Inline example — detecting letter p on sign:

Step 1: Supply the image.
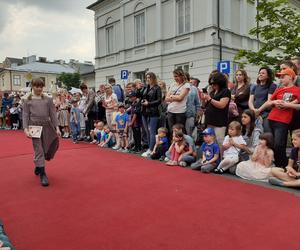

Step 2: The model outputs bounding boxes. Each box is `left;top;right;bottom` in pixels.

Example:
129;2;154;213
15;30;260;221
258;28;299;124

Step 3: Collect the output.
121;70;129;80
217;61;230;74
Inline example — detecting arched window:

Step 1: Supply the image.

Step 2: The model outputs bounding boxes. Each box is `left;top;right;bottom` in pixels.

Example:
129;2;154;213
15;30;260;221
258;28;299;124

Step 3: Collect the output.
105;17;114;54
134;2;146;45
176;0;191;35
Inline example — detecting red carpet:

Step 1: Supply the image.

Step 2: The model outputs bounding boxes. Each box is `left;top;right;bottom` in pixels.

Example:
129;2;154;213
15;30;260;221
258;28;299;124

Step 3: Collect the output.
0;130;299;249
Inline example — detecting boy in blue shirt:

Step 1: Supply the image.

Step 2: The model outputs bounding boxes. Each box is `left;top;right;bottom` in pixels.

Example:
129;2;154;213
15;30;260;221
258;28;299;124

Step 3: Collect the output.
115;103;129;152
191;127;220;172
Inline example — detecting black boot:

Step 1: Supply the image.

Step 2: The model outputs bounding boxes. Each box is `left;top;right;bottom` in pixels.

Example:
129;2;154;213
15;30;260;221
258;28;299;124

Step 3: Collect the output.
39;168;49;187
34;167;41;176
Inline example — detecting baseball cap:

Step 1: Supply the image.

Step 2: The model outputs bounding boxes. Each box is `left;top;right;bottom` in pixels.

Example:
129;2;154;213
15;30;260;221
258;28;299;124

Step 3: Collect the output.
275;68;296;79
202;127;215;136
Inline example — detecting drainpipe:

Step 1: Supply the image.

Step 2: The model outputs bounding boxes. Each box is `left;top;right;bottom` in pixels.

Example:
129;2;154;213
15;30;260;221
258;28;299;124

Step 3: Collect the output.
217;0;222;61
9;70;12;92
256;0;260;49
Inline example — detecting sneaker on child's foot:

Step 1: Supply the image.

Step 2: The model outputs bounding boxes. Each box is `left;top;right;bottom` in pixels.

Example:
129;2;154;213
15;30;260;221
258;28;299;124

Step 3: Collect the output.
214;168;224;174
141;149;151;157
112;145;120;150
179;161;187;167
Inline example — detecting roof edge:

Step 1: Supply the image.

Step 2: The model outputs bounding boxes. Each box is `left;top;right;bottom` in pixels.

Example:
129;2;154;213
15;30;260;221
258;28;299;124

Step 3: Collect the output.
86;0;105;10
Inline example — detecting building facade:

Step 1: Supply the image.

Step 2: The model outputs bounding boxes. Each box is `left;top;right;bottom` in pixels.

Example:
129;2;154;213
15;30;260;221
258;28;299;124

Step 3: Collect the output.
87;0;267;87
0;56;96;92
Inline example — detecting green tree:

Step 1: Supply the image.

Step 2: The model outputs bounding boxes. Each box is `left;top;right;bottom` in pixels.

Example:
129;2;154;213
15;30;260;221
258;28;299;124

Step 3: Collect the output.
57;72;81;90
235;0;300;67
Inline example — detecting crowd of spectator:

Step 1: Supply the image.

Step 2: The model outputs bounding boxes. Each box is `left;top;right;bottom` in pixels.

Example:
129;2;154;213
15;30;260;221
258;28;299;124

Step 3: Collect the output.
1;56;300;189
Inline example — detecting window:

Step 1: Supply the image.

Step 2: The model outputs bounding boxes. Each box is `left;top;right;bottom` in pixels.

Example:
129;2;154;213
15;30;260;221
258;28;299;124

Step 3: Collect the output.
13;75;21;86
135;13;145;45
106;75;114;83
106;26;114;54
175;63;189;73
134;71;146;83
177;0;191;35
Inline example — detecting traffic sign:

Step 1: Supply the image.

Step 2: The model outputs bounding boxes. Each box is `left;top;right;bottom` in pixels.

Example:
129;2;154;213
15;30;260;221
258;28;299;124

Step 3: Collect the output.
217;61;230;74
121;70;129;80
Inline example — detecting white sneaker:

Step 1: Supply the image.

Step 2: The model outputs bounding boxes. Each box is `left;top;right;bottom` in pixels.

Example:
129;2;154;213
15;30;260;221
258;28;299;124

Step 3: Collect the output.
112;145;120;150
141;149;151;157
164;157;170;162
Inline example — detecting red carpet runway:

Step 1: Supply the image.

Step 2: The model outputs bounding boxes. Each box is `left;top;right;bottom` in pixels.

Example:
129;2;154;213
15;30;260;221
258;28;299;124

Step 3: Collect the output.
0;130;299;249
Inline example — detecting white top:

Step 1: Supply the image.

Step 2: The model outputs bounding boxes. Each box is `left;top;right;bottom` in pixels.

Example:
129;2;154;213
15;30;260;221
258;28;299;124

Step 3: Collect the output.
78;96;87;112
105;93;118;112
167;82;190;113
223;135;246;158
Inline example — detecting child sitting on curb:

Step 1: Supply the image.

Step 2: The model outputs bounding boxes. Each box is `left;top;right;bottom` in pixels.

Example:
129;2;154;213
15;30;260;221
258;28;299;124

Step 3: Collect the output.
191;128;220;172
166;131;188;166
150;127;169;160
99;125;115;148
269;129;300;187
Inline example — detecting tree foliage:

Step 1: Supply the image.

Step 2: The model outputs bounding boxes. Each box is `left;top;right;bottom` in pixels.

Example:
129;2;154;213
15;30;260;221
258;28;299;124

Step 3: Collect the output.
235;0;300;67
57;72;81;90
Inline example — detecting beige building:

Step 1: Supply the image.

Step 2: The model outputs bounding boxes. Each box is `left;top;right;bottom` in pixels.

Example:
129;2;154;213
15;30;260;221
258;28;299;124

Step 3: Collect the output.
0;61;74;92
0;56;96;92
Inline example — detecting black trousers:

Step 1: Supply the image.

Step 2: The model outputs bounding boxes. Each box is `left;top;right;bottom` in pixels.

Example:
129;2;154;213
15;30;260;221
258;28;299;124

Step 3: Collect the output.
150;145;167;160
85;111;97;136
132;127;142;150
167;112;186;133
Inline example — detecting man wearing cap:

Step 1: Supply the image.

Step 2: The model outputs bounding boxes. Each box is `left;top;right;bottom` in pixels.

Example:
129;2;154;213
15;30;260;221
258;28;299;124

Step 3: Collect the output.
257;68;300;167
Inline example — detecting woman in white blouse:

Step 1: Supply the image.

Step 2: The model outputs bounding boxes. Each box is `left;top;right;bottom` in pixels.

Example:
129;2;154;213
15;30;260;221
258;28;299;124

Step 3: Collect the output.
103;84;118;129
165;69;190;132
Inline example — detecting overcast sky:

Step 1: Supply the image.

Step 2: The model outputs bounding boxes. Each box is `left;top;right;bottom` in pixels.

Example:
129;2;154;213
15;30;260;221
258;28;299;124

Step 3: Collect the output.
0;0;96;63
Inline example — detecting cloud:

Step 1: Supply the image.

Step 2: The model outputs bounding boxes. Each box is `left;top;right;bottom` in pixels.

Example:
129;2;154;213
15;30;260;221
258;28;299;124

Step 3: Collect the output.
0;0;95;62
0;0;80;12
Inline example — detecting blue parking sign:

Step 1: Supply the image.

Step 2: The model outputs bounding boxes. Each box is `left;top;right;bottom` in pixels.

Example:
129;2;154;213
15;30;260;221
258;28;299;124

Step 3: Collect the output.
121;70;129;80
217;61;230;74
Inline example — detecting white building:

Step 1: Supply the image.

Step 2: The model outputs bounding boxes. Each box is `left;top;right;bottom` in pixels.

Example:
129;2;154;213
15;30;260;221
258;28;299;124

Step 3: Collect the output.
87;0;297;87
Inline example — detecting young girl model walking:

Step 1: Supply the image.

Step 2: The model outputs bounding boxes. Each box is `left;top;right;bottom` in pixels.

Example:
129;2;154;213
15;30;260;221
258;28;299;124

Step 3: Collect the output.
23;78;60;187
236;133;274;182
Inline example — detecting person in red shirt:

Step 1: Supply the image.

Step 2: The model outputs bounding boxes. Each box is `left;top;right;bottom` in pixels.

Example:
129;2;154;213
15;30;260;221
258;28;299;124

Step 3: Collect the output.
257;68;300;167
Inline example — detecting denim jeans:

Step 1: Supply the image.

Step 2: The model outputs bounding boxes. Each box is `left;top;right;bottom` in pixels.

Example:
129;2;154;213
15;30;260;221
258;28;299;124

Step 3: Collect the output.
70;122;80;141
142;116;159;151
269;120;289;167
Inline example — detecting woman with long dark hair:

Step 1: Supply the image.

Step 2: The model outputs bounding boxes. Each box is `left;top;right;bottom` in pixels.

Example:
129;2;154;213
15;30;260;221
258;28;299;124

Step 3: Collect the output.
141;72;162;157
248;66;277;132
201;71;231;147
232;69;251;117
